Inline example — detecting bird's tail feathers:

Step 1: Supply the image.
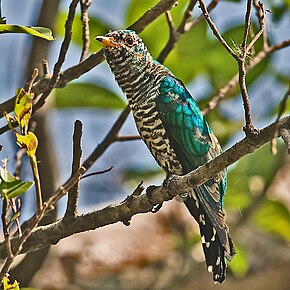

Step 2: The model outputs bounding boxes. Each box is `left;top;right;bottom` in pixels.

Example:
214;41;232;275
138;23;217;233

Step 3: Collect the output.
184;195;235;283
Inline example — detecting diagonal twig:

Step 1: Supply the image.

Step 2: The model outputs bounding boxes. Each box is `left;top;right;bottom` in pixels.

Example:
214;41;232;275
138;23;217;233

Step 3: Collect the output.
65;120;83;218
202;39;290;115
79;0;91;63
198;0;239;61
33;0;80;113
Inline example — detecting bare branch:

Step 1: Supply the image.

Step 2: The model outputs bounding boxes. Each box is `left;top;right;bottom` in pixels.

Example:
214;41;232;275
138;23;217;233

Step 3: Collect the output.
79;0;91;62
80;167;113;180
202;39;290;115
241;0;253;53
65;120;83;218
198;0;239;60
0;115;289;258
33;0;80;113
246;1;266;54
158;0;217;63
253;0;268;49
116;135;141;142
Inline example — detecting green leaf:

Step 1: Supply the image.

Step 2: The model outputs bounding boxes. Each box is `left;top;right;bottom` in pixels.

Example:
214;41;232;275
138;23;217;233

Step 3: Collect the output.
226;144;284;210
55;11;110;52
254;199;290;240
228;244;249;278
53;83;126;109
0;167;34;199
0;25;53;40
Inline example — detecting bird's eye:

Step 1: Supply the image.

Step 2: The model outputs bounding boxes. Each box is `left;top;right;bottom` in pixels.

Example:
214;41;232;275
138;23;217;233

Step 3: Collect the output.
125;36;134;46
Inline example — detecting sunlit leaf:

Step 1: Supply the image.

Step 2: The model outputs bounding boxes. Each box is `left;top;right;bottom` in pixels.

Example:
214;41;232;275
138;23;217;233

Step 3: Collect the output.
1;276;20;290
53;83;126;109
14;88;33;134
254;199;290;240
0;25;53;40
228;244;249;278
16;132;38;157
0;167;34;199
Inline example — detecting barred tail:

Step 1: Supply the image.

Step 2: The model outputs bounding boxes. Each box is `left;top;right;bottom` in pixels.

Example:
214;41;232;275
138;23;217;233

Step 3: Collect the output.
184;196;235;283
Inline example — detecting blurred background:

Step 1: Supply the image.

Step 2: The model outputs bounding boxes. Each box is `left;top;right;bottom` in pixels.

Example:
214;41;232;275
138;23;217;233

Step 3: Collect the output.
0;0;290;289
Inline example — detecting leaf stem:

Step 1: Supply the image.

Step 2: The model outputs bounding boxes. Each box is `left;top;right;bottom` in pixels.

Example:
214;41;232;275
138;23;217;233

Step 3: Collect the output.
29;156;43;213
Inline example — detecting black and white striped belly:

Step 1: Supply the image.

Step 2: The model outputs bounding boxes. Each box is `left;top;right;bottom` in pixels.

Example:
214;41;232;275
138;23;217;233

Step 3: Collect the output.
131;95;183;175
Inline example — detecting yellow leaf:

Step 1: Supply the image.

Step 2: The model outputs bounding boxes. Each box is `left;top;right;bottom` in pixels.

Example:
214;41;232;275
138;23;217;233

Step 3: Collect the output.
14;88;33;134
2;276;20;290
16;132;38;157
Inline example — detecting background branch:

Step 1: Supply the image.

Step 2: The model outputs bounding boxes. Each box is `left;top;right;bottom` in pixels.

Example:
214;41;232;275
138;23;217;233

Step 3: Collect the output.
65;120;83;218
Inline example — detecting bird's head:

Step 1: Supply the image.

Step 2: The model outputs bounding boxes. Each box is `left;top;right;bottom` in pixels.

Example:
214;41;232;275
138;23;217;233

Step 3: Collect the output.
95;30;152;65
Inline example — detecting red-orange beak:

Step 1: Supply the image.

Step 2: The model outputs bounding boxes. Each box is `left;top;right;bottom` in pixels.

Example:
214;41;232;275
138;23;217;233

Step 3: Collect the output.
95;36;118;47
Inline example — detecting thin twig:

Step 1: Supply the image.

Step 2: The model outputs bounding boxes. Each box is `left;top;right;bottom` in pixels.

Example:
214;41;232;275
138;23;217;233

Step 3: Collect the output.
80;166;113;180
178;0;198;33
1;197;13;260
33;0;80;113
198;0;239;60
165;10;175;34
270;85;290;154
238;0;260;134
158;0;217;63
246;1;266;54
116;135;141;142
42;59;50;76
24;68;39;93
79;0;91;62
253;0;268;50
199;0;259;134
185;0;218;31
237;58;256;134
202;39;290;115
30;156;43;213
241;0;253;54
65;120;83;218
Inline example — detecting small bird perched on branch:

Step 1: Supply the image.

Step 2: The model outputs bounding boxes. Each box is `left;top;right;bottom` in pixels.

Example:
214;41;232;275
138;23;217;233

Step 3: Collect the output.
96;29;236;283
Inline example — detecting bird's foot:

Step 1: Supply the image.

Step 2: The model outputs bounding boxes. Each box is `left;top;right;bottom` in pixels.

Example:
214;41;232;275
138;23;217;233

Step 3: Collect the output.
146;185;163;213
163;176;178;198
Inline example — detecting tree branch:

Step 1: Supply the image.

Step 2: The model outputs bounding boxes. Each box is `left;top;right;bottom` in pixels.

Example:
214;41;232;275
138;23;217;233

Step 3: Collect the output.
202;39;290;115
79;0;91;62
0;115;289;259
65;120;83;218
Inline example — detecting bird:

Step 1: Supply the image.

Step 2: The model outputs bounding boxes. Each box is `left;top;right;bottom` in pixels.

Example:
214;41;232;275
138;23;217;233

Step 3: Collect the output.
96;29;236;283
